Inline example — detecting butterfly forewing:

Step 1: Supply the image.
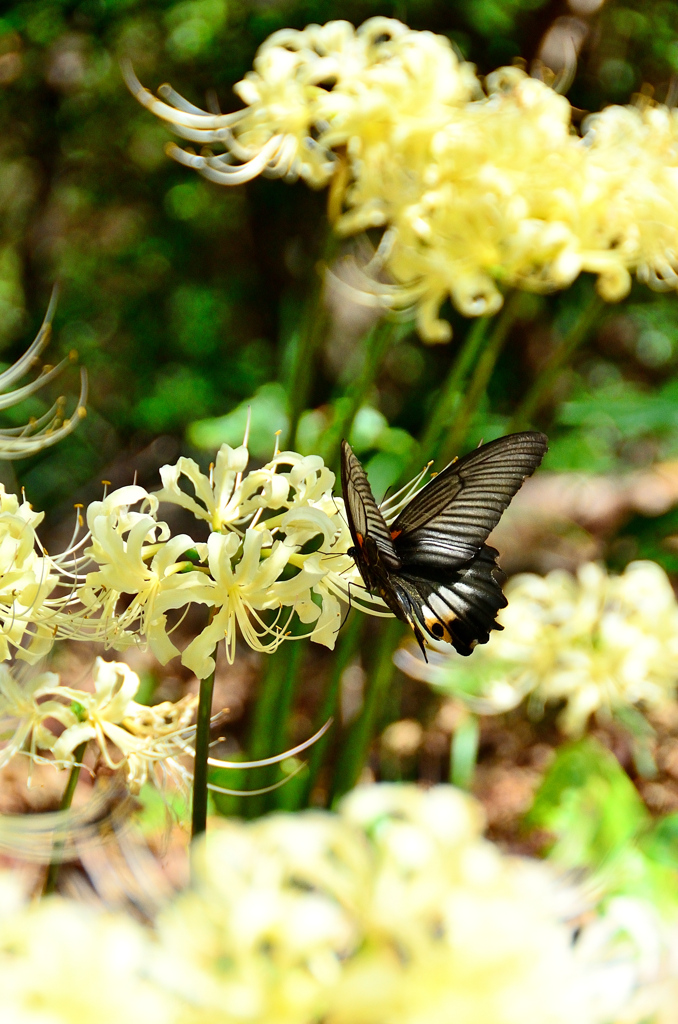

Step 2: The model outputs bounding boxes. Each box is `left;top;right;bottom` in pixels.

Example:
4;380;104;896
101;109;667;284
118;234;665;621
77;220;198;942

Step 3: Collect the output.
340;440;400;575
391;431;548;569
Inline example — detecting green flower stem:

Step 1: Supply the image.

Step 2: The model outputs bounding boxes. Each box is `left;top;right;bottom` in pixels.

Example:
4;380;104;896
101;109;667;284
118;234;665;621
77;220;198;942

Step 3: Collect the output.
330;617;405;803
320;319;404;469
43;741;88;896
508;292;603;432
439;292;524;466
191;667;216;839
450;714;480;790
411;314;492;474
290;612;364;810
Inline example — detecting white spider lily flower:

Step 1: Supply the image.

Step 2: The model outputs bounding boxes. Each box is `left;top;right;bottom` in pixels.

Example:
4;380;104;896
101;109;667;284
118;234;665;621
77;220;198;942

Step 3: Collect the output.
0;666;76;769
181;528;327;676
129;17;678;343
52;659;141;764
74;437;391;673
0;485;63;663
78;486;210;664
155;444;249;533
0;659;329;798
156;445;338;534
0;657;203;795
52;658;201;794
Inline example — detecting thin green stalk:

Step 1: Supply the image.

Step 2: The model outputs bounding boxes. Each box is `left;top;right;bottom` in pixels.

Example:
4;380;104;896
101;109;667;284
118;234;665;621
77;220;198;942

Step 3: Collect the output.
330;617;404;803
43;741;88;895
508;292;603;432
191;667;216;839
439;292;525;466
291;612;363;810
319;319;403;469
450;715;480;791
409;315;492;476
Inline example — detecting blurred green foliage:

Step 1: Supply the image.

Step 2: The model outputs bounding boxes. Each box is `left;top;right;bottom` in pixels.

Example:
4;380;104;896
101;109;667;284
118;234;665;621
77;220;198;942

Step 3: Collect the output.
528;738;678;909
3;0;678;517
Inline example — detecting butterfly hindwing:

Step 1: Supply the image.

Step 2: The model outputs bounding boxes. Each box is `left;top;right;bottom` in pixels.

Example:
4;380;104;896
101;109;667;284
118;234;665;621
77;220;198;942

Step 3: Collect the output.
391;431;548;570
393;545;508;657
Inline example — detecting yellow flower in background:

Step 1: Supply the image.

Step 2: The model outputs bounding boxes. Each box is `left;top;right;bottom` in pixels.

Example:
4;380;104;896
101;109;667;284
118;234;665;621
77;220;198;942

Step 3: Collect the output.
129;17;678;342
398;561;678;736
0;873;174;1024
0;784;672;1023
0;665;75;770
153;784;634;1024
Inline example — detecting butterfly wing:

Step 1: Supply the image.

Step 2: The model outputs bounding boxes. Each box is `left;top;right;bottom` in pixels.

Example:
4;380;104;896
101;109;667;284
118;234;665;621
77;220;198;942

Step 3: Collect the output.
340;440;401;584
392;544;507;657
391;431;548;570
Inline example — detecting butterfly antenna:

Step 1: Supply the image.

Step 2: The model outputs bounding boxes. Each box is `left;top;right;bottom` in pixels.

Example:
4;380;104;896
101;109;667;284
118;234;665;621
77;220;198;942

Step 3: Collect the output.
378;483;395;509
338;579;355;634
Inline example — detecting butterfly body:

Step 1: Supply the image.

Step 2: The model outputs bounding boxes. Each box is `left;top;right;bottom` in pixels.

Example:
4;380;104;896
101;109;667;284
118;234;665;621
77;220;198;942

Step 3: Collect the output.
341;432;548;658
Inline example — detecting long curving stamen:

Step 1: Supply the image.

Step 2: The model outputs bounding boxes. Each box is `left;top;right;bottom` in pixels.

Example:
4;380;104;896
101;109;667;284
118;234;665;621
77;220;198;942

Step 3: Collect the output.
121;61;243;129
0;284;59;391
166;136;285;185
206;716;333;770
0;352;77;411
207;758;306;797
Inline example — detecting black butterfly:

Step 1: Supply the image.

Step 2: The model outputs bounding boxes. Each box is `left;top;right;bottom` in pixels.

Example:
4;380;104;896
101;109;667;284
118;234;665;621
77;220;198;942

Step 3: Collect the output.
341;431;548;658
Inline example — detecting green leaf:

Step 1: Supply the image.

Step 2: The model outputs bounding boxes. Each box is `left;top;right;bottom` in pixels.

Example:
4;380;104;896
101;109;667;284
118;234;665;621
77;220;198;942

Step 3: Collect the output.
187;383;289;459
527;738;649;864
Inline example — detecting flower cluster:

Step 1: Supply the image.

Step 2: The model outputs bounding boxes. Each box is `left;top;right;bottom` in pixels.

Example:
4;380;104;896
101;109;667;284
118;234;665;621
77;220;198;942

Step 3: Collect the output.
398;561;678;736
128;18;678;342
0;657;199;794
76;442;385;677
0;783;663;1024
0;431;399;676
0;484;84;663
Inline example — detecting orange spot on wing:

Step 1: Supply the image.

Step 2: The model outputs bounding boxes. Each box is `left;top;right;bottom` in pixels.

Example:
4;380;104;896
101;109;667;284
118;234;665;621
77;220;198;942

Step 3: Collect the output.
390;529;402;541
356;533;364;548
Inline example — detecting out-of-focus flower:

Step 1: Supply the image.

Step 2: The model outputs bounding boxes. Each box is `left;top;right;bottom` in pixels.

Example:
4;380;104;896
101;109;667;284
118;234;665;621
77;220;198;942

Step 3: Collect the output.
77;440;386;674
398;561;678;735
0;784;673;1022
0;871;174;1024
129;18;678;342
152;783;633;1024
0;287;88;459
